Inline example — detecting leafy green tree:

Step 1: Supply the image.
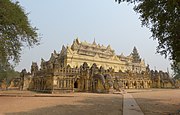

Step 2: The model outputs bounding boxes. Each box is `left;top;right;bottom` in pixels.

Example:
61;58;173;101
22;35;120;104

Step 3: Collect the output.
115;0;180;75
172;61;180;79
131;47;141;63
174;74;180;80
0;0;40;70
0;68;20;83
0;69;7;81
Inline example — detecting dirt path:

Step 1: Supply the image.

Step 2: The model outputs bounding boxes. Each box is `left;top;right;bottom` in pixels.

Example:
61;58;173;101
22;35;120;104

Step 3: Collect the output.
132;89;180;115
1;89;179;115
0;92;123;115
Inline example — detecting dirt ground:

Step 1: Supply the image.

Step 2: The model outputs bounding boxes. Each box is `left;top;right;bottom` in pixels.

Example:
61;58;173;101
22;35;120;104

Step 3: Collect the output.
131;89;180;115
0;89;180;115
0;92;123;115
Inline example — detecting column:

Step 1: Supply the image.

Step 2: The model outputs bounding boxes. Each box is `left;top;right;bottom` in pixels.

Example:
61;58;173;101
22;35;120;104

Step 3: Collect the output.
64;79;66;88
66;79;68;88
86;79;89;91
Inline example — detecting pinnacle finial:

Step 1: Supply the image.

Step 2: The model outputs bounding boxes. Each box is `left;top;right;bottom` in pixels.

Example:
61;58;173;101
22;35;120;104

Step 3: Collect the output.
76;37;80;43
93;38;96;45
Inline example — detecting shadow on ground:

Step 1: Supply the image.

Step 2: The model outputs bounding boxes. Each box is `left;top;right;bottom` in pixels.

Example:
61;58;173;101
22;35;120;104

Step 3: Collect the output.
5;96;123;115
132;97;180;115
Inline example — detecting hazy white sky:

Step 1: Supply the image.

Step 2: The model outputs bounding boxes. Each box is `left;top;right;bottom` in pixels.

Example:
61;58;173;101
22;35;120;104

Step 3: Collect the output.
15;0;172;73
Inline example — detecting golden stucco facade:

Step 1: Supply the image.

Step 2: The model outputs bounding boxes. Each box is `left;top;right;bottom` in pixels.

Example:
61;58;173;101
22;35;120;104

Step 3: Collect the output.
60;38;146;73
19;39;174;93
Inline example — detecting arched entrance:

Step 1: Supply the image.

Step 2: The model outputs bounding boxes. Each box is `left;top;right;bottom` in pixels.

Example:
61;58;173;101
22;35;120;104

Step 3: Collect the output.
74;80;78;88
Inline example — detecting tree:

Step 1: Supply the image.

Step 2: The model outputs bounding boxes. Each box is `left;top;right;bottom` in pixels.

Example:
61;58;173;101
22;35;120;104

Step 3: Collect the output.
0;68;20;85
131;47;141;63
115;0;180;75
172;61;180;79
0;0;40;70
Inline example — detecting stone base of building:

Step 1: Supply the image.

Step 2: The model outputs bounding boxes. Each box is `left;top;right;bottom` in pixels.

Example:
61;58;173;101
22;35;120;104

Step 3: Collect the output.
52;89;74;94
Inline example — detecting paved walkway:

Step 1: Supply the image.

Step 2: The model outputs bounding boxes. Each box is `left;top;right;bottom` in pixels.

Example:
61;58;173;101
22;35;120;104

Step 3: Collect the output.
123;93;144;115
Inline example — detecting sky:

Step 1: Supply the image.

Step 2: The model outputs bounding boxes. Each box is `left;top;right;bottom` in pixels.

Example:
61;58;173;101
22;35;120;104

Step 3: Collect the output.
15;0;172;74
